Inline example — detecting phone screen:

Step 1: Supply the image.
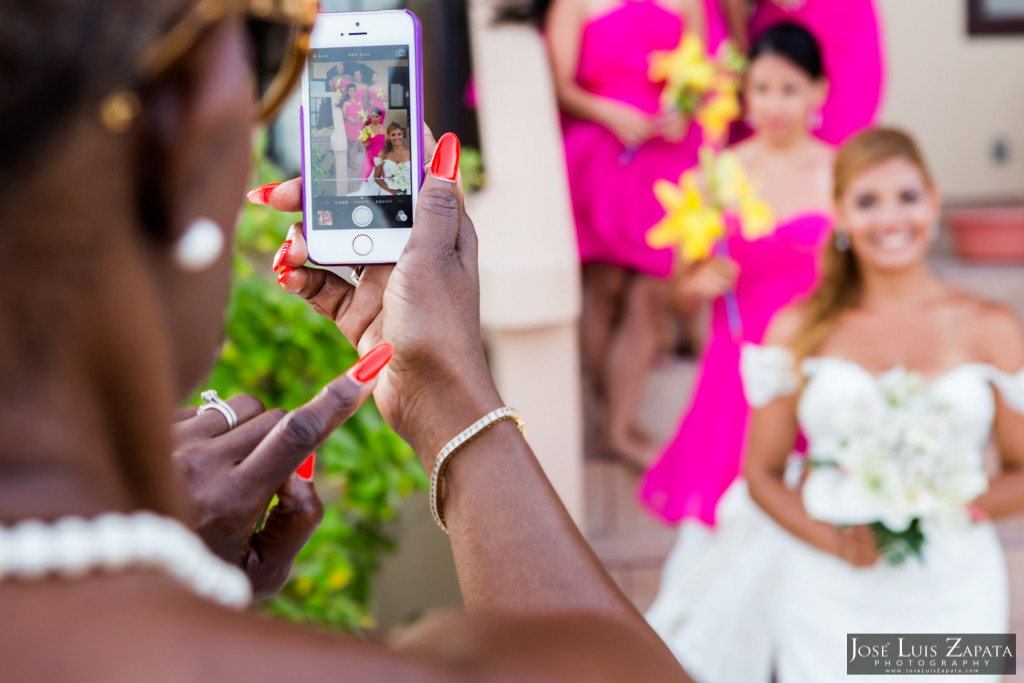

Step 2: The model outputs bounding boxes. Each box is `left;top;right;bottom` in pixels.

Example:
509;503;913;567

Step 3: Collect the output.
307;45;413;232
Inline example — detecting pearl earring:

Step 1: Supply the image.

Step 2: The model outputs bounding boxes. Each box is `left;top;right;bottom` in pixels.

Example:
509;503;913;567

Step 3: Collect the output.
173;218;225;273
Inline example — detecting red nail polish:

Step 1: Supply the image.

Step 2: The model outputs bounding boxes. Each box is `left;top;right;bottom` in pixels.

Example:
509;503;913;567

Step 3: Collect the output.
349;342;394;383
247;182;282;205
272;239;292;272
297;453;315;481
277;266;293;285
430;133;460;182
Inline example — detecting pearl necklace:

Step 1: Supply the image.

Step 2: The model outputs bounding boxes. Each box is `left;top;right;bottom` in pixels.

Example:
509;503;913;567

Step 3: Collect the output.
0;512;252;607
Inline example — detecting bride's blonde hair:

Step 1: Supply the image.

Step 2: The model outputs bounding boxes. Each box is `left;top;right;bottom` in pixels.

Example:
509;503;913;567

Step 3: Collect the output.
788;128;936;361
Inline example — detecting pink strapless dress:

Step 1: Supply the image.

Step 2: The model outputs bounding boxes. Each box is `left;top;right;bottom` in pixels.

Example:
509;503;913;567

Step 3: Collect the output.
749;0;885;145
640;212;831;525
561;0;705;278
360;133;386;180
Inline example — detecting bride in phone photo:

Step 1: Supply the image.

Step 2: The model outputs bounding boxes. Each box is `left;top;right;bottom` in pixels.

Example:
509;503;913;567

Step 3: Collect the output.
353;122;412;196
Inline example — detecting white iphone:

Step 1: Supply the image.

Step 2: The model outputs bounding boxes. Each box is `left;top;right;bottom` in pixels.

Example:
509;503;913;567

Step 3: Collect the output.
300;10;424;265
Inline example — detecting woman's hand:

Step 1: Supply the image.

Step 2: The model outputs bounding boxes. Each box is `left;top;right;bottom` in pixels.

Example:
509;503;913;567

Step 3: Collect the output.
831;525;881;568
655;109;689;143
598;101;655;148
674;256;739;302
171;372;376;598
259;130;502;465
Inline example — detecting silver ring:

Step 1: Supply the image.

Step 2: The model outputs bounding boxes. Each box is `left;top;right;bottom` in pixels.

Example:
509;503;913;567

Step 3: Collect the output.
197;390;238;430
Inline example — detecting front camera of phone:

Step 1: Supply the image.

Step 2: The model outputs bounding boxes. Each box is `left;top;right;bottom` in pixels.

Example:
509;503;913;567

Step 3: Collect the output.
355;21;360;26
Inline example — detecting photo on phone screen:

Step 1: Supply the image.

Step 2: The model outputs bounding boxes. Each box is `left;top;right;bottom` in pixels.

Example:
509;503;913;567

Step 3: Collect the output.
307;45;413;231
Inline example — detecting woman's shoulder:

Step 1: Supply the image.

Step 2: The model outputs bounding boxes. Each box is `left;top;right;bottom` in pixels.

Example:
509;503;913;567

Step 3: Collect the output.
762;301;809;347
971;297;1024;371
933;286;1024;371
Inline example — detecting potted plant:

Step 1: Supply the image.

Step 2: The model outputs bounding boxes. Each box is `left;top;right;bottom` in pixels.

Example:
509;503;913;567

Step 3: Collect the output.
946;203;1024;263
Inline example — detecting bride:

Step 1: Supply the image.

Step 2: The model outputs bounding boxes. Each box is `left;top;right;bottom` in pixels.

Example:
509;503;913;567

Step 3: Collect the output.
352;122;412;196
648;128;1024;682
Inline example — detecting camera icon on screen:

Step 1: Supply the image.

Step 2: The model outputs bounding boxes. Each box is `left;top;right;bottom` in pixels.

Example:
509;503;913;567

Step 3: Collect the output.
396;48;407;57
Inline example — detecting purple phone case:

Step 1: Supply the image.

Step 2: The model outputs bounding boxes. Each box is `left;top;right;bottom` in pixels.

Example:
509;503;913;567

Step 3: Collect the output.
302;9;425;267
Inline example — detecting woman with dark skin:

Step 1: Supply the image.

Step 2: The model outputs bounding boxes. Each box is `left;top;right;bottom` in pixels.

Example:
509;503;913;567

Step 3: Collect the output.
0;2;688;681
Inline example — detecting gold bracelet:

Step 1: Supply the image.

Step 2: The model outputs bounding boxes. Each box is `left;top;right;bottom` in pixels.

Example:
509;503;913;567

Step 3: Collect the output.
429;407;527;534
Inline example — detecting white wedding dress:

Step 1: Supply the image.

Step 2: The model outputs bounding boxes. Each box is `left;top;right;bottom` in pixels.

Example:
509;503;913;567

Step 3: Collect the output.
350;158;411;196
646;344;1024;683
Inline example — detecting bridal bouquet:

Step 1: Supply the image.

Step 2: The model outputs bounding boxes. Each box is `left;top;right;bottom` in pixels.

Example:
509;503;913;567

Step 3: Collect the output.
804;368;989;565
388;165;411;195
648;33;746;145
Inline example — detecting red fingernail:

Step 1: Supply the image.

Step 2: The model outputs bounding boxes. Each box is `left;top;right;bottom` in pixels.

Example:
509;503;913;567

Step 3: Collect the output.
297;453;315;481
349;342;394;383
277;266;293;285
430;133;460;182
247;182;282;205
272;239;292;272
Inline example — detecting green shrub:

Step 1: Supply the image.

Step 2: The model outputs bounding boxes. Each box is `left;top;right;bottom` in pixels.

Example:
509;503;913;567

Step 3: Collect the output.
194;137;426;632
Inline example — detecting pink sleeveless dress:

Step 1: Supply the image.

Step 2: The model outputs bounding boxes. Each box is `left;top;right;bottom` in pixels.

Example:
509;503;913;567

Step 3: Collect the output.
749;0;885;145
561;0;705;278
360;133;386;180
342;99;363;142
640;212;831;525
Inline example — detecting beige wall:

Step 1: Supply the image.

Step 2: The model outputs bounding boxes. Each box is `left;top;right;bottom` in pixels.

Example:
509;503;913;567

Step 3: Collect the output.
877;0;1024;202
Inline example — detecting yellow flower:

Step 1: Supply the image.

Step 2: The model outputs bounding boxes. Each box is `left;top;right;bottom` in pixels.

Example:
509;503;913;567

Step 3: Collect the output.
696;87;740;145
647;171;726;262
649;33;715;93
739;197;775;240
713;153;775;240
358;125;372;143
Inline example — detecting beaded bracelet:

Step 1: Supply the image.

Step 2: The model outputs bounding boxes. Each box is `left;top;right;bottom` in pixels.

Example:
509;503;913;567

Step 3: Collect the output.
429;407;527;534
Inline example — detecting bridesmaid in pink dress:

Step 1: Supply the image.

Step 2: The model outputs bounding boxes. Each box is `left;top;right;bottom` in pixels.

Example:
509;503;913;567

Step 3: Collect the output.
360;108;387;181
339;84;364;185
641;24;832;532
723;0;885;144
547;0;707;464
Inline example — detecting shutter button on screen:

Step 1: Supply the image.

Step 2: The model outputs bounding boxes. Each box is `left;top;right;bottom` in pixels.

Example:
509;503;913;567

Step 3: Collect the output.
352;205;373;227
352;234;373;256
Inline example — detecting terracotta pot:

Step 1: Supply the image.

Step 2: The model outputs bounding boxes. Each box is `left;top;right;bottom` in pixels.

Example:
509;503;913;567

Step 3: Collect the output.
947;206;1024;263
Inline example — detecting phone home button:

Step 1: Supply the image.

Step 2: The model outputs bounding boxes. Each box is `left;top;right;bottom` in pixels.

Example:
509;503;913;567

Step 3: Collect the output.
352;234;373;256
352;205;373;228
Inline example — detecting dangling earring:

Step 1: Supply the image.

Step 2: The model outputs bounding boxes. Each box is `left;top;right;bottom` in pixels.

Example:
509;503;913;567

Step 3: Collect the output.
173;218;225;273
835;231;851;252
930;222;940;242
808;110;823;131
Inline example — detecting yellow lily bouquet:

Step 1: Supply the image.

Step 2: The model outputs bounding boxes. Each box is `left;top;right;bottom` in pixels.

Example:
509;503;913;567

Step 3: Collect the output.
648;33;747;145
358;125;373;143
647;150;774;339
648;149;774;262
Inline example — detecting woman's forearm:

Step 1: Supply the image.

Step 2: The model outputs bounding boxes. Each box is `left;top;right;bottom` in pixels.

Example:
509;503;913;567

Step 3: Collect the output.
442;422;643;622
554;82;614;127
748;470;837;554
972;466;1024;520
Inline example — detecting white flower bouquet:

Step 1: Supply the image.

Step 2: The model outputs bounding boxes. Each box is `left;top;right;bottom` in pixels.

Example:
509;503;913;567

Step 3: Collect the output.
803;368;988;565
387;164;411;195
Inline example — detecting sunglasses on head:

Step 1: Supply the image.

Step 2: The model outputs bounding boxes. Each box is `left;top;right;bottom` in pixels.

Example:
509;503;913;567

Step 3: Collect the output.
101;0;318;132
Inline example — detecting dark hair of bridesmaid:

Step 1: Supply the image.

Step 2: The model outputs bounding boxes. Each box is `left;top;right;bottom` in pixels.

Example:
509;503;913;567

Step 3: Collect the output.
750;22;824;81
